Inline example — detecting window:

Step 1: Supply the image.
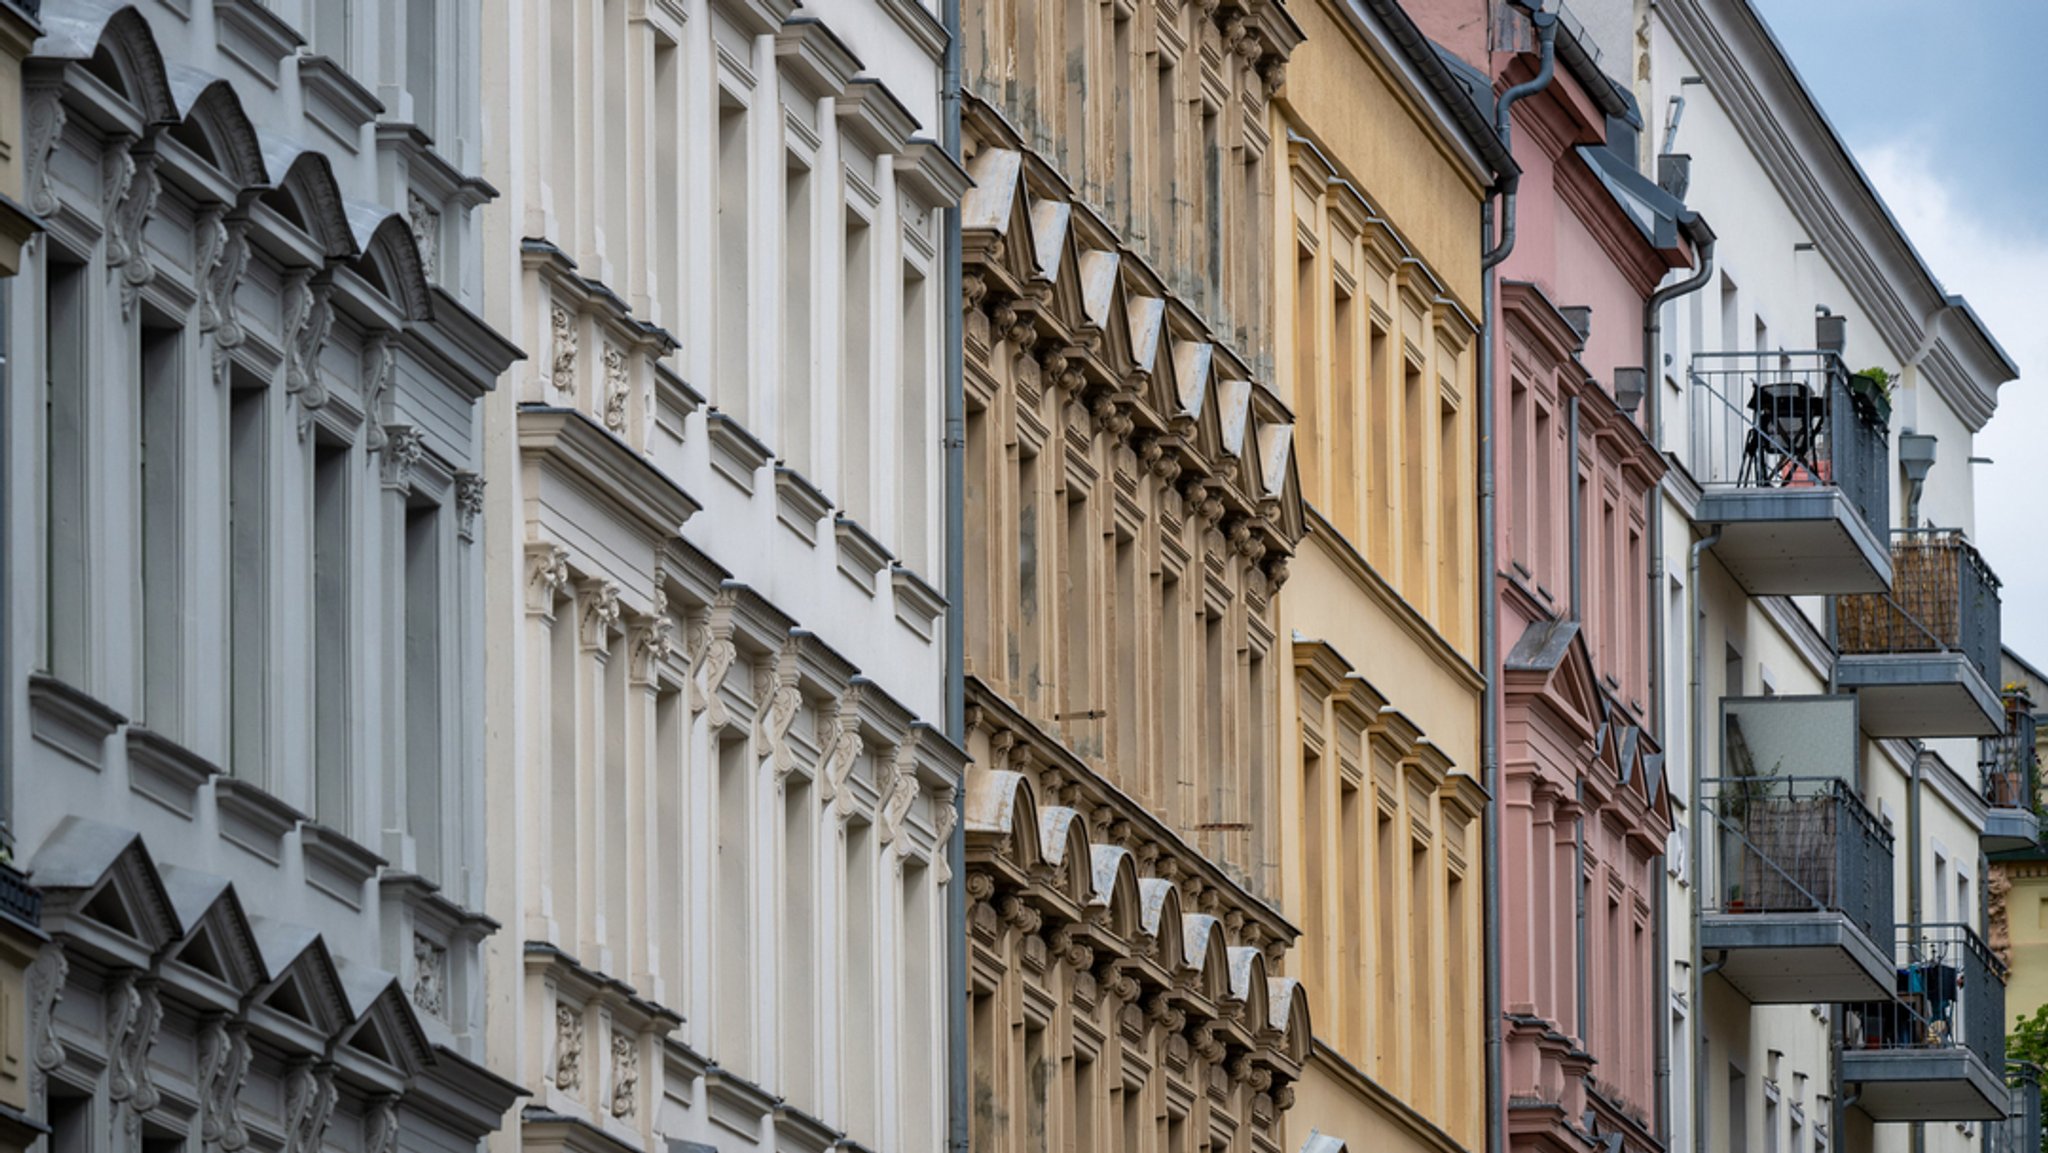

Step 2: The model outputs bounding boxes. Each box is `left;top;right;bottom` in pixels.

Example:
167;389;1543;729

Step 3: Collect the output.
1202;609;1226;860
1063;489;1092;728
1438;394;1461;636
1410;840;1431;1048
312;437;352;827
600;0;625;255
783;159;815;472
1301;745;1325;994
1113;529;1137;767
898;263;931;570
1339;777;1363;1045
1061;0;1087;184
1368;324;1392;563
656;684;686;1004
139;314;184;734
1018;446;1043;704
1402;358;1427;594
228;381;268;780
1375;805;1397;1078
1154;59;1176;267
1332;283;1359;532
405;502;443;882
602;629;627;959
312;0;351;67
44;254;89;682
653;37;682;319
840;209;873;522
407;0;438;136
715;735;752;1069
549;587;578;927
1157;569;1183;816
781;775;815;1098
1730;1063;1749;1153
549;8;579;235
1292;246;1318;497
900;861;934;1149
842;816;877;1137
715;99;750;413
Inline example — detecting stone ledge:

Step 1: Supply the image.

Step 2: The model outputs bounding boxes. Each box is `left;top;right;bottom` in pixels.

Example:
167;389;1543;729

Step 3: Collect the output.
27;674;124;772
125;726;220;819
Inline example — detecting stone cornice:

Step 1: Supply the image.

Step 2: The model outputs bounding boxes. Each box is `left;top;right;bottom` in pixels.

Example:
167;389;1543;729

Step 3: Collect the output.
517;405;701;538
1658;0;2014;430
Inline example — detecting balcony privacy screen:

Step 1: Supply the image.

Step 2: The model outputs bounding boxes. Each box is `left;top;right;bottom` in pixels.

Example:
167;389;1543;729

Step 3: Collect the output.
1836;529;2003;685
1850;924;2007;1071
1981;693;2040;811
1704;775;1894;947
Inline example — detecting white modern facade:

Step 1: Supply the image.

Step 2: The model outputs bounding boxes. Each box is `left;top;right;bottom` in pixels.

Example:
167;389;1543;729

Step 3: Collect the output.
1599;1;2024;1150
473;0;967;1149
4;0;524;1151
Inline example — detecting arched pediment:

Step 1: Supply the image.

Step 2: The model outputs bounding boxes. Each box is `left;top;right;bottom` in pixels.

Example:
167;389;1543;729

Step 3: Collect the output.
1037;805;1091;906
1301;1132;1348;1153
964;768;1043;872
1226;946;1269;1027
39;3;178;126
1137;878;1184;971
258;139;357;260
347;206;433;321
1181;913;1229;1000
1088;845;1142;939
167;68;267;188
1268;976;1312;1063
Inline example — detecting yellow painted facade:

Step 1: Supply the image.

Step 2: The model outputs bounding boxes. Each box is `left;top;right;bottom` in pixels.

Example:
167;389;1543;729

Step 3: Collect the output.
1271;3;1494;1149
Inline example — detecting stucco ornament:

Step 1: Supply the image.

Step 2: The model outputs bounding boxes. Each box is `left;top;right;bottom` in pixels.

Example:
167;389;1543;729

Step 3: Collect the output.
412;935;447;1019
554;1004;585;1091
283;272;336;435
687;617;738;729
819;692;865;802
550;307;579;396
758;672;803;780
203;217;253;389
362;339;398;453
526;544;572;614
629;617;676;683
381;426;426;492
283;1061;337;1153
105;144;162;320
930;790;959;882
609;1028;639;1118
366;1096;401;1153
878;749;921;846
24;84;64;217
107;975;164;1139
454;472;486;542
578;582;621;651
26;946;65;1099
602;344;629;432
197;1015;252;1152
408;191;441;281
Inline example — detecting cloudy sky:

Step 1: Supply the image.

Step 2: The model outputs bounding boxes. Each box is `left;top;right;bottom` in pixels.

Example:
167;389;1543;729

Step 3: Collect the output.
1749;0;2048;664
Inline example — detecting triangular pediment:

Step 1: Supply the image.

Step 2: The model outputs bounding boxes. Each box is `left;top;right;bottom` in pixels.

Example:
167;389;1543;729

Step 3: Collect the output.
30;818;181;964
1503;619;1601;740
160;866;268;996
334;961;432;1078
252;918;353;1038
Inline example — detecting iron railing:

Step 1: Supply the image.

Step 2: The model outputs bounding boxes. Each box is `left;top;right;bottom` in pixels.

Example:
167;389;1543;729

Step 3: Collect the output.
1982;691;2041;814
1836;529;2003;686
1988;1065;2043;1153
1688;350;1890;533
1703;775;1894;945
1849;923;2007;1072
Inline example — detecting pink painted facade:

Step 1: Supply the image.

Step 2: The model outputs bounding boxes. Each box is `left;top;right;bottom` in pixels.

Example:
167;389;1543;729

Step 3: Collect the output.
1442;13;1695;1153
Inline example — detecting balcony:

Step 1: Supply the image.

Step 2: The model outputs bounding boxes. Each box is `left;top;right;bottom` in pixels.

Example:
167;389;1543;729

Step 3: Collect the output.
1835;529;2004;738
1980;689;2042;853
1842;924;2010;1122
1701;698;1895;1004
1688;351;1891;595
1986;1066;2042;1153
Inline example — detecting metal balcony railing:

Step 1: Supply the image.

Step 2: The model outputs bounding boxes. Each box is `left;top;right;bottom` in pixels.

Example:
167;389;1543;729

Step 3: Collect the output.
1688;351;1890;532
1849;924;2007;1070
1983;691;2041;813
1702;775;1894;944
1988;1066;2043;1153
1836;529;2003;684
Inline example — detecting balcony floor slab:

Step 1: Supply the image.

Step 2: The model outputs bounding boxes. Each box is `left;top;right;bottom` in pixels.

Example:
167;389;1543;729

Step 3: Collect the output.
1835;654;2003;738
1700;910;1894;1003
1840;1047;2008;1122
1697;488;1891;595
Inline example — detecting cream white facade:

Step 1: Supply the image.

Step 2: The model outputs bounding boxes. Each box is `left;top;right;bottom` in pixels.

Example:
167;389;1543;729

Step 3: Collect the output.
1604;1;2023;1151
5;0;524;1150
474;0;967;1149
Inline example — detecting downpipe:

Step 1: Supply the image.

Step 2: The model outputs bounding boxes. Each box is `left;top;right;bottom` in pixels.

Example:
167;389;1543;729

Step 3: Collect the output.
1642;229;1714;1146
1480;12;1557;1153
941;0;968;1150
1688;529;1720;1153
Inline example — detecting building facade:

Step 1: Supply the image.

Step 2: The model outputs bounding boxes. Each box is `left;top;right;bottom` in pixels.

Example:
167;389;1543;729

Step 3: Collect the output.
473;0;968;1149
1622;2;2023;1152
6;1;524;1152
1268;2;1507;1150
952;0;1314;1146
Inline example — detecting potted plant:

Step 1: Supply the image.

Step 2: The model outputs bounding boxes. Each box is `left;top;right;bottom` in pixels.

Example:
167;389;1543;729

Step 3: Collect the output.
1726;882;1746;914
1848;366;1895;427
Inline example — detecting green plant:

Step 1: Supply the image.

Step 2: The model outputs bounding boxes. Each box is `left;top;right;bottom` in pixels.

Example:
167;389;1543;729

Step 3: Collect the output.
1857;366;1897;398
2009;1004;2048;1151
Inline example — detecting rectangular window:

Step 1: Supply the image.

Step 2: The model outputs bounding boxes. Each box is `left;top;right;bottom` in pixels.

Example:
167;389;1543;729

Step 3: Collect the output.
139;316;184;734
1340;778;1363;1046
1111;11;1132;227
654;37;682;319
1410;841;1431;1050
549;590;578;926
1018;447;1042;704
1332;283;1359;532
1368;325;1392;565
843;818;877;1138
900;861;933;1149
898;264;930;571
1158;570;1183;819
1202;609;1226;862
1062;0;1087;186
407;0;438;136
44;255;89;682
1024;1020;1049;1153
1071;1049;1095;1153
549;5;578;234
781;776;815;1099
1402;359;1427;595
1113;529;1138;769
228;381;268;780
1063;490;1092;731
656;684;686;1004
405;502;443;882
965;400;990;665
1154;62;1176;266
1293;245;1320;500
1534;402;1553;589
1729;1063;1749;1153
312;438;352;827
313;0;352;66
782;159;813;472
600;0;625;255
715;100;750;413
1246;647;1267;887
715;735;752;1069
1202;106;1221;309
603;630;628;960
1438;395;1461;640
1447;870;1468;1118
1375;807;1397;1079
840;210;873;521
1301;746;1325;995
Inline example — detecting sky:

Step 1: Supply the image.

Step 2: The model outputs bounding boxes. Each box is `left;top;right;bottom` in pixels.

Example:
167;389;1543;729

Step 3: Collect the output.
1750;0;2048;665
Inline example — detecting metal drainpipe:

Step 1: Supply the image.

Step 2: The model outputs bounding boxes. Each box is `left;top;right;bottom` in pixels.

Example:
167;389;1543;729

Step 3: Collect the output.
940;0;968;1149
1642;231;1714;1146
1688;528;1720;1153
1908;739;1924;1153
1569;396;1586;1046
1480;14;1557;1153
